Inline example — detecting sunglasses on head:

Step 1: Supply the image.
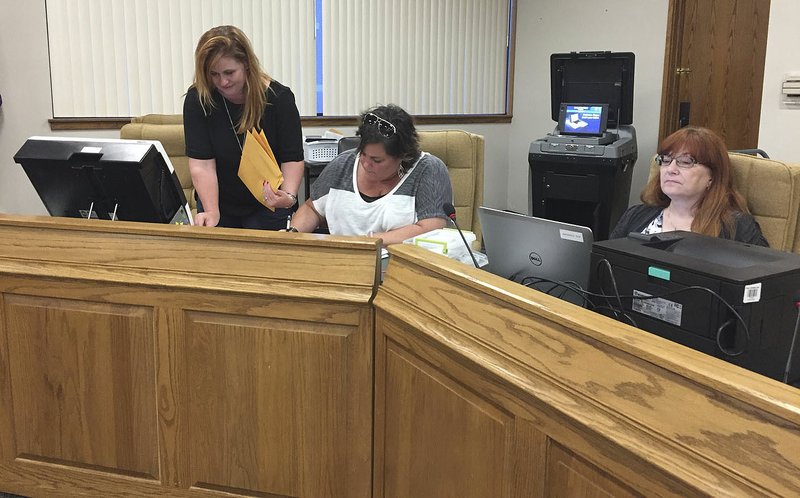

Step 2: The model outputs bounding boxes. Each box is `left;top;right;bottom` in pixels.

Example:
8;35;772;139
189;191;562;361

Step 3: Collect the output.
364;112;397;138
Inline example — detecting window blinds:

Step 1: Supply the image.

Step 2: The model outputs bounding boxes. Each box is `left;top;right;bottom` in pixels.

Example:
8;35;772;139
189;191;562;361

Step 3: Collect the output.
46;0;510;118
321;0;509;115
46;0;316;117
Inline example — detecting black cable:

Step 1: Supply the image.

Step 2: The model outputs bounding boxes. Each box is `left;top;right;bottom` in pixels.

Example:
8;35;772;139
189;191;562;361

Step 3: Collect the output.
591;306;639;327
519;276;594;308
595;258;631;327
783;305;800;384
715;318;742;357
590;258;638;327
511;262;752;357
592;258;750;356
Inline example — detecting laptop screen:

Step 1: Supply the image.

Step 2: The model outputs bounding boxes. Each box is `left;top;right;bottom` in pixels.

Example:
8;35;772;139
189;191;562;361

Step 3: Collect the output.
556;103;609;136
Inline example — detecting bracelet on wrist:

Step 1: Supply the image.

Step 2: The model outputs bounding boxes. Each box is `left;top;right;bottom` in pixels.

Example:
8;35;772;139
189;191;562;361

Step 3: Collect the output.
284;191;298;206
287;226;299;233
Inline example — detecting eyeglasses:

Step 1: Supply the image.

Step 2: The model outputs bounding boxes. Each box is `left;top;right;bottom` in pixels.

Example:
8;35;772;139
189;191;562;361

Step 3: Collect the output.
364;112;397;138
656;153;700;169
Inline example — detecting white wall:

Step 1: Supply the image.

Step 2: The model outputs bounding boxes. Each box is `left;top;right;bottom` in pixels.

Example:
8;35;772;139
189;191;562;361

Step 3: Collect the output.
758;0;800;162
0;0;797;218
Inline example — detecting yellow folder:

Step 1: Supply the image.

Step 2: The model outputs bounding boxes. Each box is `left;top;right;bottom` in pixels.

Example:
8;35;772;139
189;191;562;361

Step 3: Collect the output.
238;129;283;211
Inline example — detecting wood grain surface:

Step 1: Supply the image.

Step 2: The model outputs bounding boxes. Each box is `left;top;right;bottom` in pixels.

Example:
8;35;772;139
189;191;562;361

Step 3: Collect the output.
0;215;377;497
373;244;800;497
3;215;798;497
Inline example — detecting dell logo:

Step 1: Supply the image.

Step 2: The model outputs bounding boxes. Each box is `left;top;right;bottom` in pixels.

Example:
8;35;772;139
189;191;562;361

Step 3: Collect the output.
529;252;542;266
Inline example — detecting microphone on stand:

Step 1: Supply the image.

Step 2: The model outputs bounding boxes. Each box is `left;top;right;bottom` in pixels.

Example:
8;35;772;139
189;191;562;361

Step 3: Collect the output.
443;202;480;268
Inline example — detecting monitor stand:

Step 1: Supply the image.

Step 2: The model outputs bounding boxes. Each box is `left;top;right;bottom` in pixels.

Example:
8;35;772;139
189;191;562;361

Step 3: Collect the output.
78;201;117;220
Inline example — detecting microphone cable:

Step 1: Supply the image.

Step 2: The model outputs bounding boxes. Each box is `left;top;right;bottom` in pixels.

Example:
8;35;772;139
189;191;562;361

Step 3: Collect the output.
442;202;480;268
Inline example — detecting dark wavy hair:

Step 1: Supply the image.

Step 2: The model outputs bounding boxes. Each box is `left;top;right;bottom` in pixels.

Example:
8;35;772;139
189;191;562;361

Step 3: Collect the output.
356;104;421;168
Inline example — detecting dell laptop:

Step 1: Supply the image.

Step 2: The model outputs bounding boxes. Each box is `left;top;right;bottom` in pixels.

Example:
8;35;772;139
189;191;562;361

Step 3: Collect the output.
478;206;594;305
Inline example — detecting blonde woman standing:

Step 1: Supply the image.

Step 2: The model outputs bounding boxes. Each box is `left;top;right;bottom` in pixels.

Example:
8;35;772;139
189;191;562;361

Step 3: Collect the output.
184;25;304;228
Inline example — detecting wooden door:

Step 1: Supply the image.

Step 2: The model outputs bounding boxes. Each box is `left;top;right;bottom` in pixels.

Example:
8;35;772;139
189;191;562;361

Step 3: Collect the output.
659;0;770;149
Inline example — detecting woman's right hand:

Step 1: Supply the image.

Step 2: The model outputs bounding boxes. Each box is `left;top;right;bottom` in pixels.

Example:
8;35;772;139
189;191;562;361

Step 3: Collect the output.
194;211;220;227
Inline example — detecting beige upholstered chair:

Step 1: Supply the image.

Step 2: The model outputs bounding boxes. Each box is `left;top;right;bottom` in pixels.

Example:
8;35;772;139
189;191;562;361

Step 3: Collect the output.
120;114;195;210
418;130;485;243
120;115;485;242
647;152;800;253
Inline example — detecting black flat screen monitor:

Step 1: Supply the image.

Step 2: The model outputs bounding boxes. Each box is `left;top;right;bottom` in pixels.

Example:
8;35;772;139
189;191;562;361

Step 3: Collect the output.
557;103;609;136
14;136;191;224
550;51;635;127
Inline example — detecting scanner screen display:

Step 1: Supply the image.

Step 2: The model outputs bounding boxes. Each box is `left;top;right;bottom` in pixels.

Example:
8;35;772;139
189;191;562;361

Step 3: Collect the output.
558;104;608;136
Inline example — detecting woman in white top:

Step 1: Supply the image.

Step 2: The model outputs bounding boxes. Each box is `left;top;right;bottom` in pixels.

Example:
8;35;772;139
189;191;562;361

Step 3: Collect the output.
289;104;453;245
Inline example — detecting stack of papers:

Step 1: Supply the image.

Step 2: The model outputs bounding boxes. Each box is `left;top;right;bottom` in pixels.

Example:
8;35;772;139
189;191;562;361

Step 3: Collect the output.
238;129;283;211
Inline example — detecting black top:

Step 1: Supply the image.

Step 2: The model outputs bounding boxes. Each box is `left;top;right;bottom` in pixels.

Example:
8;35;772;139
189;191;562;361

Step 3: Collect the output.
183;81;304;217
609;204;770;247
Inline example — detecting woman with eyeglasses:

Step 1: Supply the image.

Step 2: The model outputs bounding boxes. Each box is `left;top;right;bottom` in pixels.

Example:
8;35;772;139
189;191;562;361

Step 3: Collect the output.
288;104;454;244
609;126;768;246
184;25;304;228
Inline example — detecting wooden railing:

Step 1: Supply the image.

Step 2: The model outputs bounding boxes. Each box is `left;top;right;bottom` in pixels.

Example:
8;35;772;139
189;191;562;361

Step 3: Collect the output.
0;215;798;497
373;244;800;497
0;215;378;497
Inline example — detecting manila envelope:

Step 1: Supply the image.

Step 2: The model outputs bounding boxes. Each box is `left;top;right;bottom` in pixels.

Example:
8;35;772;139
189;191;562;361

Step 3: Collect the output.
238;129;283;211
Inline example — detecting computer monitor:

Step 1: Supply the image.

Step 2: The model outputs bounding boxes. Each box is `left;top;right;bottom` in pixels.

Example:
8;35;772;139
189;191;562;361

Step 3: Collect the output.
557;103;609;136
14;136;191;224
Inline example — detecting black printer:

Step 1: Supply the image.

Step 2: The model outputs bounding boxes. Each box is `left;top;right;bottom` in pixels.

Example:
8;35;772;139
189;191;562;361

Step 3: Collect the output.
590;231;800;384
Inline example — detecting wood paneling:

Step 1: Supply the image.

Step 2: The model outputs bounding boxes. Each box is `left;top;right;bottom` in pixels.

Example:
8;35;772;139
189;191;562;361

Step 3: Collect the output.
0;214;378;302
547;443;638;498
378;332;512;498
185;310;371;496
3;215;800;497
5;296;157;478
0;215;377;498
374;244;800;497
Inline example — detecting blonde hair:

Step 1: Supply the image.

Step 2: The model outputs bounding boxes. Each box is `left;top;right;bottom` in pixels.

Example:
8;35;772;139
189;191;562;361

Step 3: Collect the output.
641;126;749;238
190;25;271;133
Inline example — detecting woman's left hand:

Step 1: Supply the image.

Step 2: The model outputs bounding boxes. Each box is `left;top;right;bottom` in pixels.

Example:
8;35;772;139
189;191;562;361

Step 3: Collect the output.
262;182;297;209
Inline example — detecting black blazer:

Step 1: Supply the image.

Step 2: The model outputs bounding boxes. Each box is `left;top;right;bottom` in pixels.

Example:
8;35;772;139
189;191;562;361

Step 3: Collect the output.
609;204;770;247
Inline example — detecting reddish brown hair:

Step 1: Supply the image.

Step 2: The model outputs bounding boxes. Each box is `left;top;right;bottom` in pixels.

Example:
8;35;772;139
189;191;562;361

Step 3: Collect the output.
640;126;748;237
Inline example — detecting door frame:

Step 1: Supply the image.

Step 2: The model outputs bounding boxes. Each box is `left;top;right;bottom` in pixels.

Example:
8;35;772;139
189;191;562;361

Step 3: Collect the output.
658;0;687;145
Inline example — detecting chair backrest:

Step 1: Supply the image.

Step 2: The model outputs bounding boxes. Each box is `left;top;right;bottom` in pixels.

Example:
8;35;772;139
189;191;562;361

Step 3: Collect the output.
338;136;360;154
120;114;195;210
646;152;800;252
418;130;485;243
